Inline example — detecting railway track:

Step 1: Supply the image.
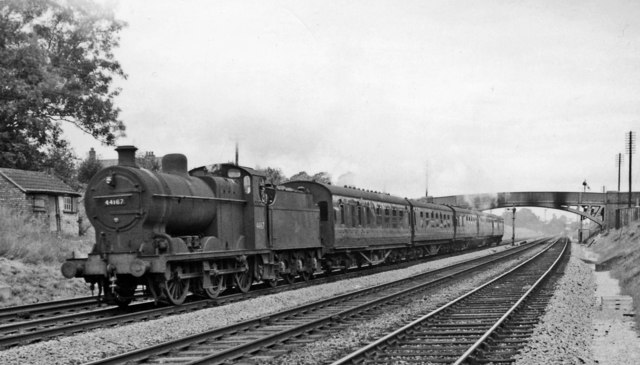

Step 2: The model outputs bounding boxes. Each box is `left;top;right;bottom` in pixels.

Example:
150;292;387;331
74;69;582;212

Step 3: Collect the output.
332;237;568;364
0;295;101;325
84;238;550;365
0;242;524;349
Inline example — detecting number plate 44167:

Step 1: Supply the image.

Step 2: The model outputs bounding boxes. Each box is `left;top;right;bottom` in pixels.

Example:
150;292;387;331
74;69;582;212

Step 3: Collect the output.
104;198;126;206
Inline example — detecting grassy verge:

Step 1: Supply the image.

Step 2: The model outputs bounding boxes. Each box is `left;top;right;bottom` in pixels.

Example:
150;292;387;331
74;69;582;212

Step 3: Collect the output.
0;206;93;307
589;222;640;331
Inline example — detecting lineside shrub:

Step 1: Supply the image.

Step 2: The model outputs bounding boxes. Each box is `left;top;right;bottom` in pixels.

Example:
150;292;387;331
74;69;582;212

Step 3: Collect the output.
590;223;640;332
0;206;91;264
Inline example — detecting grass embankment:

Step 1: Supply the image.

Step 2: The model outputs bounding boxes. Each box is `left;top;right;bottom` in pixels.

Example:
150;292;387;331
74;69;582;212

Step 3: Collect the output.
0;206;93;307
589;222;640;330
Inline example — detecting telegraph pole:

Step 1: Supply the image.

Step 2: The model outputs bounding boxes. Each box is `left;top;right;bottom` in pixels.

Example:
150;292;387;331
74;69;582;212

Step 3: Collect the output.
616;153;623;191
626;131;635;207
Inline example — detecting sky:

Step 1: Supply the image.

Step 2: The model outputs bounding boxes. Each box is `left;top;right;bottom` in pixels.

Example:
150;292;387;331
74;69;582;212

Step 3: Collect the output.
63;0;640;201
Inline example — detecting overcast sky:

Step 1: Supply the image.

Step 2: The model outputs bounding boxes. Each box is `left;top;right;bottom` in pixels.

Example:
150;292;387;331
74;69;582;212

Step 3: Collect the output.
63;0;640;200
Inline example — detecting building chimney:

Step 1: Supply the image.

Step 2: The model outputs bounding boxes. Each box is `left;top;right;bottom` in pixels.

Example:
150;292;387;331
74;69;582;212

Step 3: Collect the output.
115;145;138;167
89;148;96;161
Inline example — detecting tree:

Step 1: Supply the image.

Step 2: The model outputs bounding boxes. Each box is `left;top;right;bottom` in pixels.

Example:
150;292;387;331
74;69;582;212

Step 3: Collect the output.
0;0;127;171
289;171;311;182
259;167;287;185
136;152;160;171
77;152;102;184
311;171;332;184
43;141;78;187
290;171;332;184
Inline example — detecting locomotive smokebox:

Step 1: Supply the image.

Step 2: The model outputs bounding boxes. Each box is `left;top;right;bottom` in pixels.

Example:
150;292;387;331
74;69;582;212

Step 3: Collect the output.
116;145;138;167
162;153;188;175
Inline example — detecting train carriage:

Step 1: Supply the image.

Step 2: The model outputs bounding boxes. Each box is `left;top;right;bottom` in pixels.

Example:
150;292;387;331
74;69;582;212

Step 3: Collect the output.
284;181;412;268
407;200;456;245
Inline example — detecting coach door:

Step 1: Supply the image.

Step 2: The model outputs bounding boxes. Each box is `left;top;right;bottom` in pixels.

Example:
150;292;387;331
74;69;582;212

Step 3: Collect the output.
318;201;330;245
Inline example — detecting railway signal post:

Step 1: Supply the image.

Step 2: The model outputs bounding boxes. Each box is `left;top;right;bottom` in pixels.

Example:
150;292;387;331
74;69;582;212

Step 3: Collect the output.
511;206;516;245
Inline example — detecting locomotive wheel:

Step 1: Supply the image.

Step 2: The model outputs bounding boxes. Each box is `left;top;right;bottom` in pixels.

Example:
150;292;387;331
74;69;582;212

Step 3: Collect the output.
234;271;252;293
300;271;312;282
163;274;190;305
203;275;225;299
283;273;296;285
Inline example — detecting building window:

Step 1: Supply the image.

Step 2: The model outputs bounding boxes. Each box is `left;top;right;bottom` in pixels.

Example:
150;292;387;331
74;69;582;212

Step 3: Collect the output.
63;196;76;213
33;197;46;212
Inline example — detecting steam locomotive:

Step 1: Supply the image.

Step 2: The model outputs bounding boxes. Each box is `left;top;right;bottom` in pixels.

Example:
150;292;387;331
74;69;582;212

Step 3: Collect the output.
61;146;504;306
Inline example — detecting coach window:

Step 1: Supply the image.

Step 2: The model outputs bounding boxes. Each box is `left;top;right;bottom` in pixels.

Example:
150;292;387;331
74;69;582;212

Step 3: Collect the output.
391;209;396;228
368;207;375;227
352;205;357;227
340;204;345;225
384;208;390;226
399;210;405;227
357;206;363;226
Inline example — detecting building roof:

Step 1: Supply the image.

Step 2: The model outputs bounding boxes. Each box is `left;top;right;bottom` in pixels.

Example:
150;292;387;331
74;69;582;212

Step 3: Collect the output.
0;168;81;196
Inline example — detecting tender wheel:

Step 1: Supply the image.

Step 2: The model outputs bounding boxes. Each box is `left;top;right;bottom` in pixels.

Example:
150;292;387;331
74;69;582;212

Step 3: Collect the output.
266;279;278;288
341;259;352;274
203;275;225;299
234;270;252;293
163;271;190;305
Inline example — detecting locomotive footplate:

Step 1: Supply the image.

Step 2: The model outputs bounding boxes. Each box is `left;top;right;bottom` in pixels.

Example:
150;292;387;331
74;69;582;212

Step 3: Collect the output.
163;248;273;262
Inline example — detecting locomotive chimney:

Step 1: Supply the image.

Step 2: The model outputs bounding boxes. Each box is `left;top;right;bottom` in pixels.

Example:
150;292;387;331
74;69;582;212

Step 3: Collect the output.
162;154;188;175
116;145;138;167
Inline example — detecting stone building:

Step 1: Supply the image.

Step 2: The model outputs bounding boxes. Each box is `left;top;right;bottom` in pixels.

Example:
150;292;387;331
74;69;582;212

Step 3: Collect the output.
0;168;81;235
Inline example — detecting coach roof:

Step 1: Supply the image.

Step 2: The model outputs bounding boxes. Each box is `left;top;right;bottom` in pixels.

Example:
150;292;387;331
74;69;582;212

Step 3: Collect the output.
287;181;409;205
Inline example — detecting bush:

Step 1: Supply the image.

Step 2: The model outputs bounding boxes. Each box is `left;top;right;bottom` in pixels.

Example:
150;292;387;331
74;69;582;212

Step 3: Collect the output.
590;225;640;331
0;206;92;264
